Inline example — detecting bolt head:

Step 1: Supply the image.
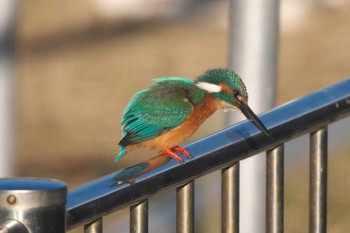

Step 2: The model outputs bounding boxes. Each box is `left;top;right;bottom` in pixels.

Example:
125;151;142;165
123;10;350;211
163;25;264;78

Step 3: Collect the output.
7;195;16;205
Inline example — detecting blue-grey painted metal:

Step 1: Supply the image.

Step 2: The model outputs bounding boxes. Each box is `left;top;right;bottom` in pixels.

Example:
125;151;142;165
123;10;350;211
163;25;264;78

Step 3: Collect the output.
0;178;67;233
228;0;280;232
67;79;350;230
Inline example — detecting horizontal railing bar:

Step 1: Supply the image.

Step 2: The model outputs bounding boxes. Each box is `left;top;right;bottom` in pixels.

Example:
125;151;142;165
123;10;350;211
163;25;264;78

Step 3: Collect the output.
66;79;350;229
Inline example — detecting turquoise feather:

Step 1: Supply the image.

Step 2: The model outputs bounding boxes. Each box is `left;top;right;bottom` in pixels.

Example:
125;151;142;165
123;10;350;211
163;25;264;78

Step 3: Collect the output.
115;145;126;162
118;78;205;150
116;68;267;162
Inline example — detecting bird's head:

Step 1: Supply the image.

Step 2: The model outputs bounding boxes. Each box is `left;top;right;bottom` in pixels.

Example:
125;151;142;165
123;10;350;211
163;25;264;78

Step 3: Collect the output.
195;68;270;137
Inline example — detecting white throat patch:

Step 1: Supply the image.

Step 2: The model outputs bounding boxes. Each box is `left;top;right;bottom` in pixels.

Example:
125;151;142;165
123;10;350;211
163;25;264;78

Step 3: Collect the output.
195;82;221;93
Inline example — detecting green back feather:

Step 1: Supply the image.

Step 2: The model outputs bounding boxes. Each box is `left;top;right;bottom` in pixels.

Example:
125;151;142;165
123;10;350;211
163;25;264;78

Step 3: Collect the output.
119;77;205;146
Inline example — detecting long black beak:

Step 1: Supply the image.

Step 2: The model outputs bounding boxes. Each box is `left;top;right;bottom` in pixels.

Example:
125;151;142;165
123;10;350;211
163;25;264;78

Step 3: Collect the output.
236;100;271;138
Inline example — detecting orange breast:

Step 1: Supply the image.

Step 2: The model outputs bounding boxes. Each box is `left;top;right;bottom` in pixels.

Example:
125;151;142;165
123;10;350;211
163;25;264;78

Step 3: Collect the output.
135;94;221;151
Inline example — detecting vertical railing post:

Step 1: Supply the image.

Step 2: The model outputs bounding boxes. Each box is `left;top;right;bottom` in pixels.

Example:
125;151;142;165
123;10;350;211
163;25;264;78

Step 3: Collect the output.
310;127;328;233
266;145;284;233
228;1;280;232
222;163;239;233
0;0;17;177
0;178;67;233
177;181;194;233
130;200;148;233
84;218;103;233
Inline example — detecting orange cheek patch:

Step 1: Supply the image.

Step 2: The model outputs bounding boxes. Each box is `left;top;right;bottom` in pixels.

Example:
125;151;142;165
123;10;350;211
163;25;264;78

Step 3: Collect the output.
219;83;232;94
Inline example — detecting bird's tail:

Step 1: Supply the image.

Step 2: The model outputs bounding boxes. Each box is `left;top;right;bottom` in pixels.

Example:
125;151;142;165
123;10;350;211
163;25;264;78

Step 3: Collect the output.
115;146;127;162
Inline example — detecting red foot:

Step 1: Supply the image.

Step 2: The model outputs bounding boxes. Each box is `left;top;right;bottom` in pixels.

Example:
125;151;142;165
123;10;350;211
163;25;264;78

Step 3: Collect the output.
172;146;191;157
162;148;184;164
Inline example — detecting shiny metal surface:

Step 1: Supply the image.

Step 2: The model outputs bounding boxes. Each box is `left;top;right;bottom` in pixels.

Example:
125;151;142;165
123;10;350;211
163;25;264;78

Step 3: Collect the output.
67;79;350;229
266;145;284;233
309;127;328;233
130;200;148;233
0;219;28;233
176;181;194;233
0;178;67;233
221;163;239;233
84;218;102;233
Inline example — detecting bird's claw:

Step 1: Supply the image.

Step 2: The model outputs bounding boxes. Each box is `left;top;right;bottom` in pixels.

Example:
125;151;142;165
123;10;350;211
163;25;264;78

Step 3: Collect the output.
162;146;194;164
172;146;192;159
162;148;184;164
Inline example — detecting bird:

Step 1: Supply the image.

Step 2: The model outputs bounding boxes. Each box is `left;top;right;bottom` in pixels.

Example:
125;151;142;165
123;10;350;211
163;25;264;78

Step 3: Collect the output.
116;68;270;163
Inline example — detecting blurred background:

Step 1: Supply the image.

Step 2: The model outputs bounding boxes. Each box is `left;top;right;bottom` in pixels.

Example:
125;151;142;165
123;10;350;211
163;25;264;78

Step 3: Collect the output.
1;0;349;232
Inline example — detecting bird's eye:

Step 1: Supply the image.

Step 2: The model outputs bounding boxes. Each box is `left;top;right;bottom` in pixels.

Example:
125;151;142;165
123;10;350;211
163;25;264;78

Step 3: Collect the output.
233;91;243;102
233;91;241;99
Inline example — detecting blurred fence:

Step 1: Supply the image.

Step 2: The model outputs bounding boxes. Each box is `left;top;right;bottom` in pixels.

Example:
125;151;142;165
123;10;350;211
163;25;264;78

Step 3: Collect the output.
0;78;349;233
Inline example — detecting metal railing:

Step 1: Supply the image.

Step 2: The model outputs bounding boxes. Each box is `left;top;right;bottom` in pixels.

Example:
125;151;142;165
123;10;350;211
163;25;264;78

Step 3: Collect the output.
0;78;350;233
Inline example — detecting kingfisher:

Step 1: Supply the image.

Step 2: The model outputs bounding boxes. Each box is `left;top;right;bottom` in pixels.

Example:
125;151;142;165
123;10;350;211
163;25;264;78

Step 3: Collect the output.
116;68;270;163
